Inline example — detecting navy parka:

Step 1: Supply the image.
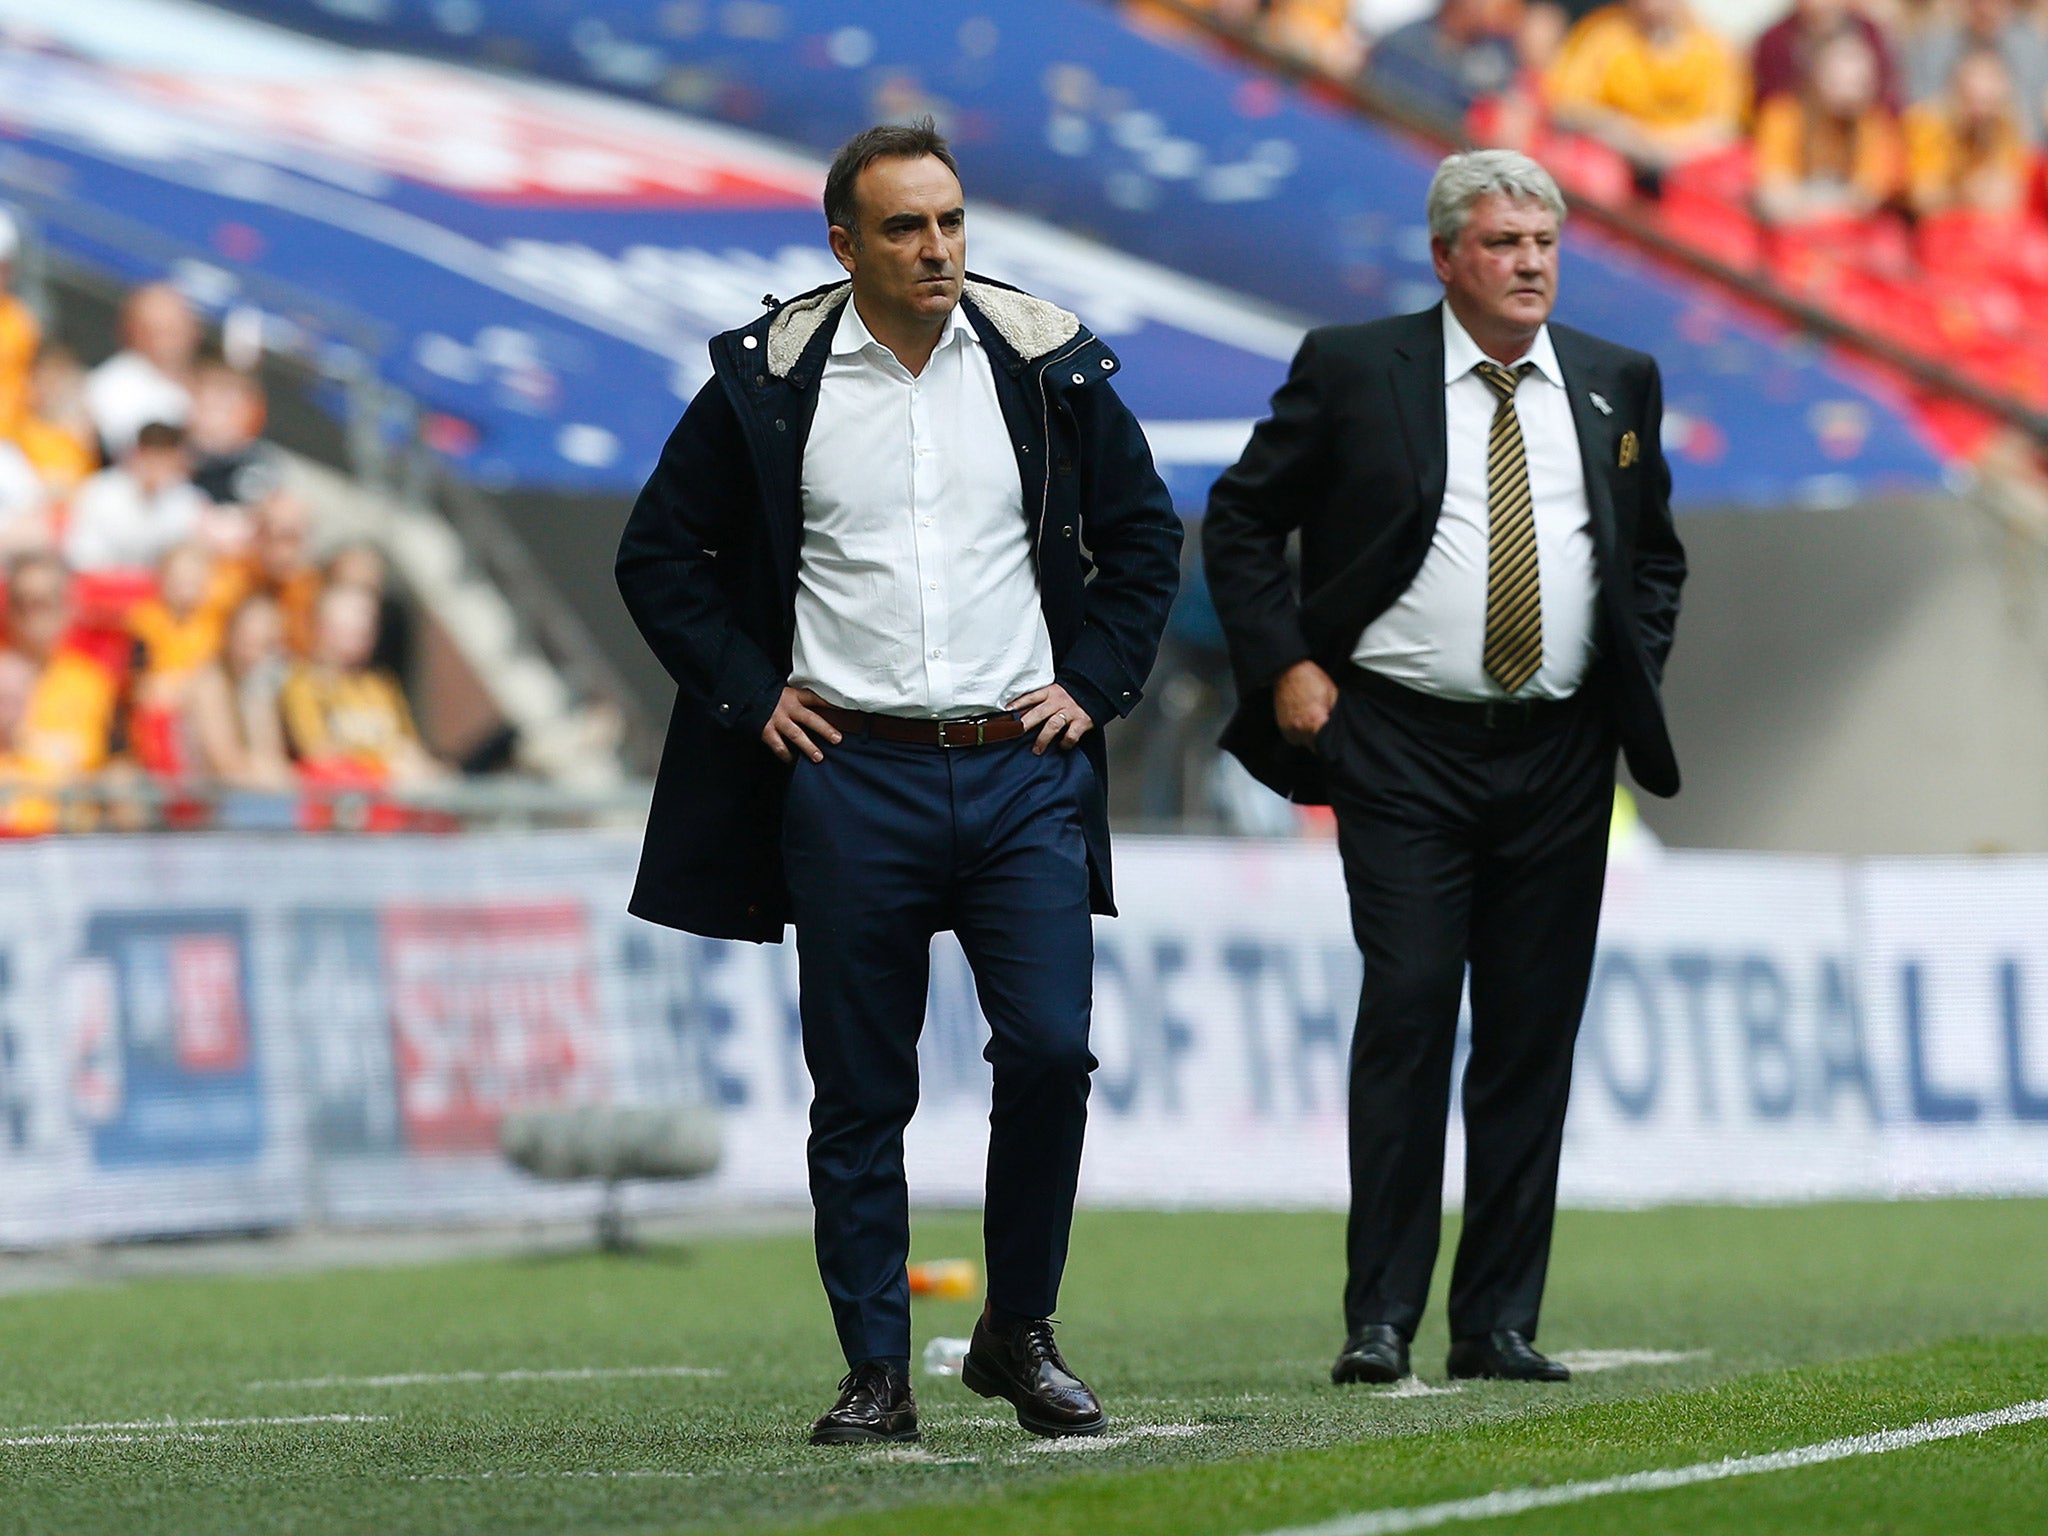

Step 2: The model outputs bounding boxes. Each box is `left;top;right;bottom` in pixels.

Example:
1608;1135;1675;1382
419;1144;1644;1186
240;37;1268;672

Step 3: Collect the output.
616;276;1183;942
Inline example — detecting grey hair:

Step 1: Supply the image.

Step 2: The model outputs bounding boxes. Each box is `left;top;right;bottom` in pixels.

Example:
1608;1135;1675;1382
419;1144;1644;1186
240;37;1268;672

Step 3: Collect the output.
1426;150;1566;245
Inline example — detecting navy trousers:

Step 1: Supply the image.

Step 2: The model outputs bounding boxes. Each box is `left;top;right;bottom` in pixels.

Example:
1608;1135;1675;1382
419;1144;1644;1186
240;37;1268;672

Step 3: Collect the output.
781;728;1097;1368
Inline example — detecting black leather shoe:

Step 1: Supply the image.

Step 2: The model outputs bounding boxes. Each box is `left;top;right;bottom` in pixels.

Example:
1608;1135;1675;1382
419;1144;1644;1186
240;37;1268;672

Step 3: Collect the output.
960;1309;1107;1437
1446;1330;1571;1382
808;1361;919;1444
1332;1323;1410;1385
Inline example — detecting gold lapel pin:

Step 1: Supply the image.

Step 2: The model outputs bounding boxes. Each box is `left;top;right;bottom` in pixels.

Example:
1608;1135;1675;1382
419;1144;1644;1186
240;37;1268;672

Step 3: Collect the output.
1618;430;1639;468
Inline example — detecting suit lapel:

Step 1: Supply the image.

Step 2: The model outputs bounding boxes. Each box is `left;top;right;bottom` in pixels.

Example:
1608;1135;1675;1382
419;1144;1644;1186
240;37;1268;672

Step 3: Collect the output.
1550;326;1620;565
1390;306;1447;523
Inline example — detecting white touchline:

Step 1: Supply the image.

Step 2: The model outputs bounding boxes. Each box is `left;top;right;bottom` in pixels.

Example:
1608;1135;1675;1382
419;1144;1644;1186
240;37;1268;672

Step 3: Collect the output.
52;1415;386;1431
245;1366;724;1390
0;1433;215;1448
1257;1397;2048;1536
0;1414;386;1451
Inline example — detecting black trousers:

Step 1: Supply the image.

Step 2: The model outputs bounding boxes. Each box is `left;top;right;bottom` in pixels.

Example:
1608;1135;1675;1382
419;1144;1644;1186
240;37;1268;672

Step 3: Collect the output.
1322;669;1615;1344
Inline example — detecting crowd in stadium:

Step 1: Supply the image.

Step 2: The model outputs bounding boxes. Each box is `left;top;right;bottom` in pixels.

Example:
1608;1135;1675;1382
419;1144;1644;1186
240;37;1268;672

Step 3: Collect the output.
0;215;445;832
1155;0;2048;442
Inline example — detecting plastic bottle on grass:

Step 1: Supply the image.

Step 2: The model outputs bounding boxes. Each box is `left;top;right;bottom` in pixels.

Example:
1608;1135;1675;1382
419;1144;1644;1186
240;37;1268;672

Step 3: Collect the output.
922;1336;971;1377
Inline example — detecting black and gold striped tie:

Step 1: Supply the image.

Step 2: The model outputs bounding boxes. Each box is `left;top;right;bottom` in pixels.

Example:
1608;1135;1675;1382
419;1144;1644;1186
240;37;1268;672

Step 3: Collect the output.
1474;359;1542;695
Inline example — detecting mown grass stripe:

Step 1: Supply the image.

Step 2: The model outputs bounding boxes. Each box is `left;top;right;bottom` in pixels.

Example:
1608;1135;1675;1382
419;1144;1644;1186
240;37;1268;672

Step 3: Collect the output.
1259;1397;2048;1535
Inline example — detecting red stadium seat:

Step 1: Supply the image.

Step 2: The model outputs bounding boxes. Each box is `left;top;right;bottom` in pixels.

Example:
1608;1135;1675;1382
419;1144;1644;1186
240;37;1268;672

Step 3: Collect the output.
1656;187;1762;271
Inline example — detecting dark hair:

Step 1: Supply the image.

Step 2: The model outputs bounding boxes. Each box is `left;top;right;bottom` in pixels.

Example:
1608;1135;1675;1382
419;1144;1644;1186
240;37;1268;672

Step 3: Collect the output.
135;420;187;451
823;117;959;236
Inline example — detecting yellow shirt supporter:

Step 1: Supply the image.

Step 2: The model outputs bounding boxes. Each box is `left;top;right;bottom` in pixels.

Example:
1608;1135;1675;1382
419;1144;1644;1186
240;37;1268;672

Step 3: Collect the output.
0;295;40;439
1903;102;2030;215
13;415;96;497
131;598;224;683
0;648;119;833
280;662;420;775
1546;5;1747;136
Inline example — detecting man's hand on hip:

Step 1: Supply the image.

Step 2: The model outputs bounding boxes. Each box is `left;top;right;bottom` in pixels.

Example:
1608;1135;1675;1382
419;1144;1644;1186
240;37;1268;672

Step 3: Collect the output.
762;687;843;764
1274;660;1338;748
1009;684;1095;755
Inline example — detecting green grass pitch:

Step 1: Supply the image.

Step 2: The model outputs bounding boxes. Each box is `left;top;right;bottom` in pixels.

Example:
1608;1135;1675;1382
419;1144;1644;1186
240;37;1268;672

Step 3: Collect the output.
1;1200;2044;1535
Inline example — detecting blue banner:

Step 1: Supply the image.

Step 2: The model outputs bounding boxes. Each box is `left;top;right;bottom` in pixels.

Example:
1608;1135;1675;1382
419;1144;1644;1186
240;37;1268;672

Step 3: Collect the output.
208;0;1953;507
0;0;1297;502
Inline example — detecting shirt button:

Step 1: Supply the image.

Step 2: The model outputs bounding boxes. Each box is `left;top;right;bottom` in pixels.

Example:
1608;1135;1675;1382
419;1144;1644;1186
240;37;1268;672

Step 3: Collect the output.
922;517;933;526
930;648;943;658
928;581;939;591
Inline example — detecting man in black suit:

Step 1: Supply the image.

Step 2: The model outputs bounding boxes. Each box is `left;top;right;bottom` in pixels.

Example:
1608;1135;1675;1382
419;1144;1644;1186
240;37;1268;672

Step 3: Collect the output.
1203;150;1685;1385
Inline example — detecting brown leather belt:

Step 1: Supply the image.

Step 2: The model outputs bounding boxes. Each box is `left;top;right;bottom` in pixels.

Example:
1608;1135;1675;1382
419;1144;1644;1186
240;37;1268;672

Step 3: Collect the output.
812;703;1028;749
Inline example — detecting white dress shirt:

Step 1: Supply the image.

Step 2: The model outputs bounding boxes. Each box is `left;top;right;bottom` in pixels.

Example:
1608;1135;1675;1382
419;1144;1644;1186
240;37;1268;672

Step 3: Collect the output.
791;297;1054;718
64;466;206;571
1354;304;1598;701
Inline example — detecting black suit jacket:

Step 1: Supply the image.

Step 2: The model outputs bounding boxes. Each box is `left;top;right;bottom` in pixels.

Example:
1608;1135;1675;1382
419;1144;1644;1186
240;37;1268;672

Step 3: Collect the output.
1202;304;1686;803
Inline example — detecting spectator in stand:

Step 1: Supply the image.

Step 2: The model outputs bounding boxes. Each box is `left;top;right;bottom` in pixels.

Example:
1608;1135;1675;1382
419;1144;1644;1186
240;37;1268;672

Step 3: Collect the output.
131;543;224;702
0;435;47;556
187;359;283;511
1905;46;2033;213
213;487;321;655
281;581;443;788
1278;0;1368;71
13;347;98;502
0;552;117;787
187;592;293;792
1544;0;1748;177
0;211;40;439
1752;0;1902;112
1904;0;2048;140
85;283;199;459
1366;0;1524;127
323;541;412;680
1754;30;1905;222
127;541;223;776
0;647;32;758
64;421;206;572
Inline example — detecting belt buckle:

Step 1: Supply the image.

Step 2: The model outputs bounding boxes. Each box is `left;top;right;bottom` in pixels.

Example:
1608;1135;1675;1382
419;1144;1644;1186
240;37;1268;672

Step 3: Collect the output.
939;717;987;749
1483;699;1526;730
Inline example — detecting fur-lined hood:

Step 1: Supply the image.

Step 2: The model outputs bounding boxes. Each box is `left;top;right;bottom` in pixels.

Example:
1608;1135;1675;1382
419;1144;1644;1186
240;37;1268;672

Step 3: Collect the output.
737;275;1100;380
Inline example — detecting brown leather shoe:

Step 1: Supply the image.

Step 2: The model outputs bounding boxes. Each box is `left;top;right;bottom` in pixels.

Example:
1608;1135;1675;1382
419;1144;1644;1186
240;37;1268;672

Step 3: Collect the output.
807;1361;919;1445
960;1309;1107;1438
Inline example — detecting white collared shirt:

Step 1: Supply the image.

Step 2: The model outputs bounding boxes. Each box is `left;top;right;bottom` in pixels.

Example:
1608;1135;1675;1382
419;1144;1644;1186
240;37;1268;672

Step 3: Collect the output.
790;296;1053;717
1353;304;1598;701
64;465;206;571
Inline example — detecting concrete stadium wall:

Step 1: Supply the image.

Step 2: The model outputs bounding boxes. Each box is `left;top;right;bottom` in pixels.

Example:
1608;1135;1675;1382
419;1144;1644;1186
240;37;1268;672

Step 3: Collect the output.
1644;493;2048;855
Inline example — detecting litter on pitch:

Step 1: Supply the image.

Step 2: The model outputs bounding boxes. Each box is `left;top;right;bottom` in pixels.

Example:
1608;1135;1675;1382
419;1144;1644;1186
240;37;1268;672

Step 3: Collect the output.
922;1337;972;1377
